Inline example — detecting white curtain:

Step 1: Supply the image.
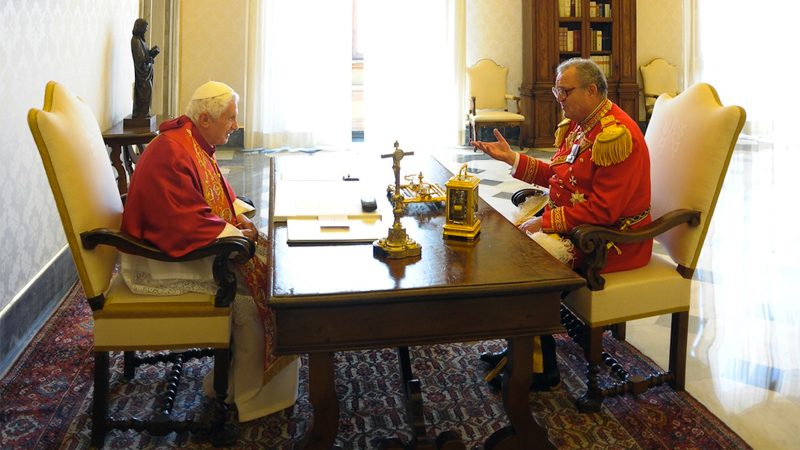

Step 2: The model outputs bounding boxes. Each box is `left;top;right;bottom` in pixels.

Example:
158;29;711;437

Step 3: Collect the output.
245;0;465;152
245;0;352;150
361;0;465;153
687;0;800;141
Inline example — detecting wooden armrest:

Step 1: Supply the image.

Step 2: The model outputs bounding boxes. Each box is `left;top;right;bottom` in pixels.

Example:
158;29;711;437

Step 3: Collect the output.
470;96;477;115
81;229;254;263
505;94;523;114
81;229;256;307
568;209;701;291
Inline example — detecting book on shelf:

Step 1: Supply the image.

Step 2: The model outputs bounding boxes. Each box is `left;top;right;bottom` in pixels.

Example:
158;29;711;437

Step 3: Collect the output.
564;29;580;52
589;55;612;78
591;30;603;51
559;0;581;17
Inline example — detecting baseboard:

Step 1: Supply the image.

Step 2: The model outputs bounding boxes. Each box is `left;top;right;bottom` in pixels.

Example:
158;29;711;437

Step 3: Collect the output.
0;247;77;378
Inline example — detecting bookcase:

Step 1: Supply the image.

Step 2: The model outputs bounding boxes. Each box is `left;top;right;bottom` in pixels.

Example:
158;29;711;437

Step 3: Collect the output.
520;0;639;148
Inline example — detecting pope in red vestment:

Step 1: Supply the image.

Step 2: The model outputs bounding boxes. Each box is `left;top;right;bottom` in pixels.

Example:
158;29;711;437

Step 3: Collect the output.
120;81;299;422
121;115;239;255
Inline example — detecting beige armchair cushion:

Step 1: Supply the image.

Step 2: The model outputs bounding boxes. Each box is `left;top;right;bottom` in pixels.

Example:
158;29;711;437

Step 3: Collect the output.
646;83;746;269
468;59;512;110
94;276;230;350
563;253;691;326
28;82;122;298
472;110;525;123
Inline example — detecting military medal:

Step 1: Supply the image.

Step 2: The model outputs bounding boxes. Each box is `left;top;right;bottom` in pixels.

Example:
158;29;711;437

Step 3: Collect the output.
566;142;580;164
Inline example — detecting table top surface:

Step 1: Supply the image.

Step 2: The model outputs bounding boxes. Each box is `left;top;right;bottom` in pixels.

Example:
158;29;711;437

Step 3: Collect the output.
268;152;584;308
101;116;165;139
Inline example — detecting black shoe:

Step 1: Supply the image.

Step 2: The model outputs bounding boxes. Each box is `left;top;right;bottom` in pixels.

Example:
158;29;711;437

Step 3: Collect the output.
486;370;561;392
479;348;508;367
530;369;561;392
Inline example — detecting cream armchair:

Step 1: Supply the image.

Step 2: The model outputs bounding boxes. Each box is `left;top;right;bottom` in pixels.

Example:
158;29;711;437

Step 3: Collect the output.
640;58;680;121
559;83;746;412
28;82;254;446
467;59;525;149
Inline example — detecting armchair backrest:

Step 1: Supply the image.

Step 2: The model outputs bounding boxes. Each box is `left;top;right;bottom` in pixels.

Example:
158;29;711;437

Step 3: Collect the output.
28;81;123;299
467;59;510;110
645;83;745;270
640;58;680;111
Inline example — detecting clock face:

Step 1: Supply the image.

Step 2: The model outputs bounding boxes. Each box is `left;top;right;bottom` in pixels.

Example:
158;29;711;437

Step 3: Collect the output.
448;189;468;223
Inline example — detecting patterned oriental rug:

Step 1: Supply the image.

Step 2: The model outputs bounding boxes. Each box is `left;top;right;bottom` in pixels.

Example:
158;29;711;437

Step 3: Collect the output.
0;283;751;450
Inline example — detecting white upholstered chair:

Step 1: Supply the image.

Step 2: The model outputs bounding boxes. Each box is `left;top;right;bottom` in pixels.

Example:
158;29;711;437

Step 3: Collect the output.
640;58;680;121
467;59;525;149
28;81;254;446
560;83;746;412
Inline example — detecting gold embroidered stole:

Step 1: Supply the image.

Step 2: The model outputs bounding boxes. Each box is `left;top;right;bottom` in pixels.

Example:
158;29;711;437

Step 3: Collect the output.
184;128;289;382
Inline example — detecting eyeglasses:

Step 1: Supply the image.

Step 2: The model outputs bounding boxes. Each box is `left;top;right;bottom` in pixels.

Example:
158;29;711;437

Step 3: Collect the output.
551;86;580;101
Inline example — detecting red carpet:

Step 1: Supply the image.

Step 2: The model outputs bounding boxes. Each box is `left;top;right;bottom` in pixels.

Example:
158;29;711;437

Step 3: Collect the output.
0;283;751;449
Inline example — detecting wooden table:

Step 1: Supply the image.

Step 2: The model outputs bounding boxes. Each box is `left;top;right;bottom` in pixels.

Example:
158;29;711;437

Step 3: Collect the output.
267;153;585;449
102;118;159;195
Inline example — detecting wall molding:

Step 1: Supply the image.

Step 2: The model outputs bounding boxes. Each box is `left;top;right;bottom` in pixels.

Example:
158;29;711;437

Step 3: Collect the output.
0;247;77;377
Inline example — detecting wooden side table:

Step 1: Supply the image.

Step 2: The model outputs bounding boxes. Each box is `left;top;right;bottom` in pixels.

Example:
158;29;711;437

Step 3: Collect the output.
102;118;160;195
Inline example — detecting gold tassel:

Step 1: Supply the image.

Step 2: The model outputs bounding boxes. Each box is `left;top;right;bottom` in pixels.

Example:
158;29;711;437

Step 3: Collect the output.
592;124;632;167
484;357;507;382
553;118;571;148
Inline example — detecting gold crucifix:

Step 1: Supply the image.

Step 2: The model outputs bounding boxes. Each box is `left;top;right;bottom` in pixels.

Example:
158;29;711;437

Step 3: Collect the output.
373;141;422;259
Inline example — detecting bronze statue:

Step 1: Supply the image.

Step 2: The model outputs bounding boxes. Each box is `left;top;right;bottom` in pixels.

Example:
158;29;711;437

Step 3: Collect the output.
131;18;160;119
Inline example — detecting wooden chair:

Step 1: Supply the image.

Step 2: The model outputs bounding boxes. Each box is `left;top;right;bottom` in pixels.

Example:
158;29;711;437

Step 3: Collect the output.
640;58;680;121
562;83;745;412
512;83;745;412
467;59;525;149
28;81;254;446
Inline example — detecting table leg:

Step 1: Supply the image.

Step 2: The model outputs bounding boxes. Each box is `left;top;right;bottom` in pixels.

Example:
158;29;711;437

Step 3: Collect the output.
502;337;555;450
121;145;135;183
107;144;127;195
295;352;340;450
397;346;427;438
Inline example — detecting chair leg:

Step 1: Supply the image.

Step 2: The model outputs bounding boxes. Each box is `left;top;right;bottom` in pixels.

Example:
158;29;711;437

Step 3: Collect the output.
669;311;689;390
471;123;478;148
211;347;236;447
609;322;627;341
576;326;604;413
91;351;110;448
123;351;136;380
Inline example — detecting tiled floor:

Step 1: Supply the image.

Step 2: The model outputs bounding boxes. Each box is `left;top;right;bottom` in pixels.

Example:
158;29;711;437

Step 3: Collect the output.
220;137;799;450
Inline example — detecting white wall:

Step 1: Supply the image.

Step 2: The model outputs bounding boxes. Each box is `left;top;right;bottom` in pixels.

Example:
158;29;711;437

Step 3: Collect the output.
0;0;138;312
637;0;685;120
466;0;523;95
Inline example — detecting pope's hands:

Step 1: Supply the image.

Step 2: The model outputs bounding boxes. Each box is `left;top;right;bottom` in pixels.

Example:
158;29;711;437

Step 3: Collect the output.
236;214;258;242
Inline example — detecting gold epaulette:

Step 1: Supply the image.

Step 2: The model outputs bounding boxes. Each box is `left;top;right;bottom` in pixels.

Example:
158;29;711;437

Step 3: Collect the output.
592;115;632;166
553;118;572;148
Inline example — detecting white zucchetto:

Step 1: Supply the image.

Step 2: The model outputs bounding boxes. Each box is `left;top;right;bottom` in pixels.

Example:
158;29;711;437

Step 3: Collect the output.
190;81;234;100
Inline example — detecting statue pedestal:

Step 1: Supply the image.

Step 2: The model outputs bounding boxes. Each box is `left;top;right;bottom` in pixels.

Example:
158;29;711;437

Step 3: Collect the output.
123;114;157;130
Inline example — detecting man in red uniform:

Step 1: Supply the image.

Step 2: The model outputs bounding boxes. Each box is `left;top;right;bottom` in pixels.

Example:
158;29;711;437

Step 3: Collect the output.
472;58;652;390
120;81;299;421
